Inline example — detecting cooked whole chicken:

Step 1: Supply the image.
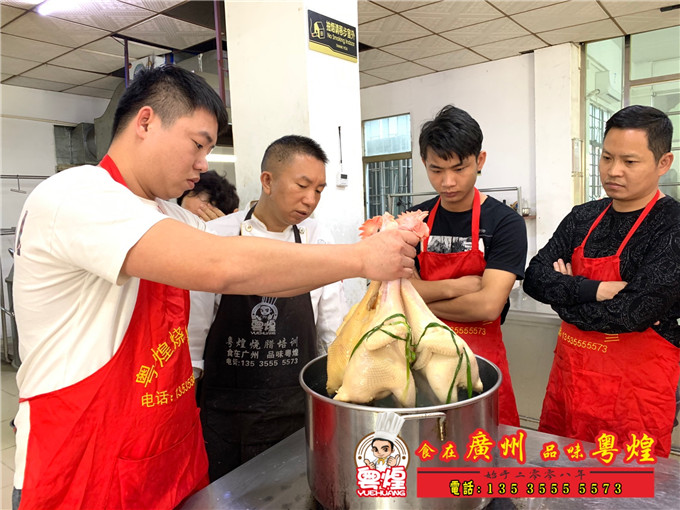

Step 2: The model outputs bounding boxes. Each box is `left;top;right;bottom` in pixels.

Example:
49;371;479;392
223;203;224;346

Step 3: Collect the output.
401;278;483;403
326;211;483;406
333;278;415;407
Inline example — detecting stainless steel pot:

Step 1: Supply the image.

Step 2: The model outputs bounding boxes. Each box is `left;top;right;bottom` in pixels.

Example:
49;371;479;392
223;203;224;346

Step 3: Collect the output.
300;354;501;510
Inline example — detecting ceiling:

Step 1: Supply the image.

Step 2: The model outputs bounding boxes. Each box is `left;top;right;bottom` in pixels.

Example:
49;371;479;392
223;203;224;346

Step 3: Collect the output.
1;0;679;99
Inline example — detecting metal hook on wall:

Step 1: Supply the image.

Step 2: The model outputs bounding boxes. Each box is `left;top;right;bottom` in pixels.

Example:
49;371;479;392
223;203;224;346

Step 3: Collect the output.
10;176;26;194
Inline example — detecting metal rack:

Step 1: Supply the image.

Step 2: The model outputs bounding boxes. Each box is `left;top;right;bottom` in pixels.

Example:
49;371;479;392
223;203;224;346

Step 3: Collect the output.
388;186;527;215
0;173;46;365
1;173;49;194
1;230;17;365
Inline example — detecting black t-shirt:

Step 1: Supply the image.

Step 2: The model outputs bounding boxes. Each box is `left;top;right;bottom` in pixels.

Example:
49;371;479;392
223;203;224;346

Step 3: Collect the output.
408;195;528;322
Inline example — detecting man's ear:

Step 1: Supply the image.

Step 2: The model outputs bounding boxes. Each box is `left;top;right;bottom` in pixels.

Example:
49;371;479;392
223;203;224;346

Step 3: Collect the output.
135;106;154;138
657;152;673;178
476;150;487;174
260;171;273;195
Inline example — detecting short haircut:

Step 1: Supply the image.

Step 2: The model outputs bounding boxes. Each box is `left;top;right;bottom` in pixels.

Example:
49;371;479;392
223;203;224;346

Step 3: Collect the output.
260;135;328;173
177;170;239;213
604;105;673;163
112;64;229;139
419;105;483;162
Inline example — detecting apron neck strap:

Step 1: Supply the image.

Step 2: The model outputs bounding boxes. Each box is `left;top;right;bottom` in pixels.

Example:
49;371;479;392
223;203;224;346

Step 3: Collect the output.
615;189;660;256
99;155;128;188
580;189;661;256
470;188;480;250
244;205;301;243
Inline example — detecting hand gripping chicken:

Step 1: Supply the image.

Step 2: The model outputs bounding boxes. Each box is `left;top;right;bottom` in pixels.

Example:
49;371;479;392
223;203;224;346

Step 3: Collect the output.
326;211;483;406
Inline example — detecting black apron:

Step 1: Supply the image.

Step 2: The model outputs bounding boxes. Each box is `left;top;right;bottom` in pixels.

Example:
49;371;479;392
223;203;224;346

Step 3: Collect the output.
200;206;317;481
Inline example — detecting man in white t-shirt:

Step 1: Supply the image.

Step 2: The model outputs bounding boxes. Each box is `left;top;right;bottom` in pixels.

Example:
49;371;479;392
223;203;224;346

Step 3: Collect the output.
11;65;418;510
189;135;347;480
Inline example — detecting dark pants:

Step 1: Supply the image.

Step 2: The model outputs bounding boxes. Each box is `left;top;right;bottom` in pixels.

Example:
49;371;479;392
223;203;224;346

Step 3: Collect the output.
675;381;680;427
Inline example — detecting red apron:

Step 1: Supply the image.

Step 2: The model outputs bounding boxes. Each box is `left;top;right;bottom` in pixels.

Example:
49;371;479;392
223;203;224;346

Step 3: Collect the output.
418;188;520;426
539;190;680;457
19;155;209;509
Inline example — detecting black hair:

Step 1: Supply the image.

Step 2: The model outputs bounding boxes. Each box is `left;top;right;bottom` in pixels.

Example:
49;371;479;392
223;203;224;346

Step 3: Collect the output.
260;135;328;173
111;64;229;139
419;105;483;162
371;438;394;450
604;105;673;163
178;170;239;213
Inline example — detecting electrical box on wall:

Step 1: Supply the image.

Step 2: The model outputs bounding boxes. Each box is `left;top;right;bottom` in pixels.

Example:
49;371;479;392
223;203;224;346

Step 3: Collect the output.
336;172;348;188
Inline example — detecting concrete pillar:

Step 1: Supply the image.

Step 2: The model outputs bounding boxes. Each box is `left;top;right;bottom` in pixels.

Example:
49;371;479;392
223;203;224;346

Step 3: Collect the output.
533;43;583;251
225;0;365;303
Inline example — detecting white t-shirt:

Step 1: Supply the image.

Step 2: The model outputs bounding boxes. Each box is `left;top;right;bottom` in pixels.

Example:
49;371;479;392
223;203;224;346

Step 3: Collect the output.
12;165;205;487
188;209;347;369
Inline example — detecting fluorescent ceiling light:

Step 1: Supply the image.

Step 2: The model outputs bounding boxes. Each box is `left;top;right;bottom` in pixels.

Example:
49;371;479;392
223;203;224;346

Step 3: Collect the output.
38;0;84;16
207;154;237;163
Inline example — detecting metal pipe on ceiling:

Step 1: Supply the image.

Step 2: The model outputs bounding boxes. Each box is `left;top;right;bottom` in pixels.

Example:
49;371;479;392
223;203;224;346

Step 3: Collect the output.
213;0;226;105
124;38;130;88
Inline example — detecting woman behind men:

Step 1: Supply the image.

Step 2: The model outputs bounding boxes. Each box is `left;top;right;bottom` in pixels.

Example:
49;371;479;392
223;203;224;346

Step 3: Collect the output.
179;169;240;220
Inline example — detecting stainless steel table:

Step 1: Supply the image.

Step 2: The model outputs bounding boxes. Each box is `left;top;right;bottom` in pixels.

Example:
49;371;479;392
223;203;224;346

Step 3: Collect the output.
180;426;680;509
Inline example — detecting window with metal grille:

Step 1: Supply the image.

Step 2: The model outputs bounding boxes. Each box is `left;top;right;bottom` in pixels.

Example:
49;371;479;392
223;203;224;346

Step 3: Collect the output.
365;159;413;217
587;104;610;201
362;114;412;217
584;26;680;204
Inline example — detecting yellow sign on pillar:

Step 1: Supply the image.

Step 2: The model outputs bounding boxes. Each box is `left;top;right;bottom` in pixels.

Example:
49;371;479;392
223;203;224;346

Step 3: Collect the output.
308;10;357;63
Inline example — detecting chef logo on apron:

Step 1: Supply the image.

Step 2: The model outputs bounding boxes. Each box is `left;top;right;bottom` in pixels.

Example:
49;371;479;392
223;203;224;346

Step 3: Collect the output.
251;297;278;335
354;412;409;498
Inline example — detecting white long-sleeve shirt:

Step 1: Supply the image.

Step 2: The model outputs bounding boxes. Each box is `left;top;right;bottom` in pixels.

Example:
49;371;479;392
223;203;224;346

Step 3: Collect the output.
188;210;347;369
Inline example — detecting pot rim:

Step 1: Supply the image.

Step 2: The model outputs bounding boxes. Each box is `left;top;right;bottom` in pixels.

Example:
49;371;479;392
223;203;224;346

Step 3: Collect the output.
299;353;502;414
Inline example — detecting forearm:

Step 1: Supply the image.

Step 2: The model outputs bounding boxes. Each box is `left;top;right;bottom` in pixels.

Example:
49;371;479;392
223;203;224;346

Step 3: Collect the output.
524;256;588;307
553;285;674;333
426;269;516;323
408;277;472;303
429;294;499;322
122;219;416;295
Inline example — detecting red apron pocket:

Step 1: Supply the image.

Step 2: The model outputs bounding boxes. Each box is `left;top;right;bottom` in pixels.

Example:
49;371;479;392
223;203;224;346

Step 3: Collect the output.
568;368;621;436
112;411;208;510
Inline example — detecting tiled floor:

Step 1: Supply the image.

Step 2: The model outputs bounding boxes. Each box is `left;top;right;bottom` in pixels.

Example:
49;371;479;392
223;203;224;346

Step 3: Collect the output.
1;361;18;510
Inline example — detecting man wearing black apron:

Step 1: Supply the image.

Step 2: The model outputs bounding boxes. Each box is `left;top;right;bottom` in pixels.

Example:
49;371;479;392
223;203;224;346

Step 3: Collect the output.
407;105;527;426
190;135;346;480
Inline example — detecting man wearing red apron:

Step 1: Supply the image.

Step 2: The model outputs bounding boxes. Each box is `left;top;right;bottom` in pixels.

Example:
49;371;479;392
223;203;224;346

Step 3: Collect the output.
12;66;229;510
524;105;680;457
18;157;209;509
11;67;417;510
408;106;527;426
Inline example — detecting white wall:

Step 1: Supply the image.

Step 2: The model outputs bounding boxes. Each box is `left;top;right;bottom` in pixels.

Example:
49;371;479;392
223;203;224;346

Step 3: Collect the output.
361;54;538;257
226;0;368;305
0;84;109;323
226;1;312;207
360;43;583;262
534;44;583;250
